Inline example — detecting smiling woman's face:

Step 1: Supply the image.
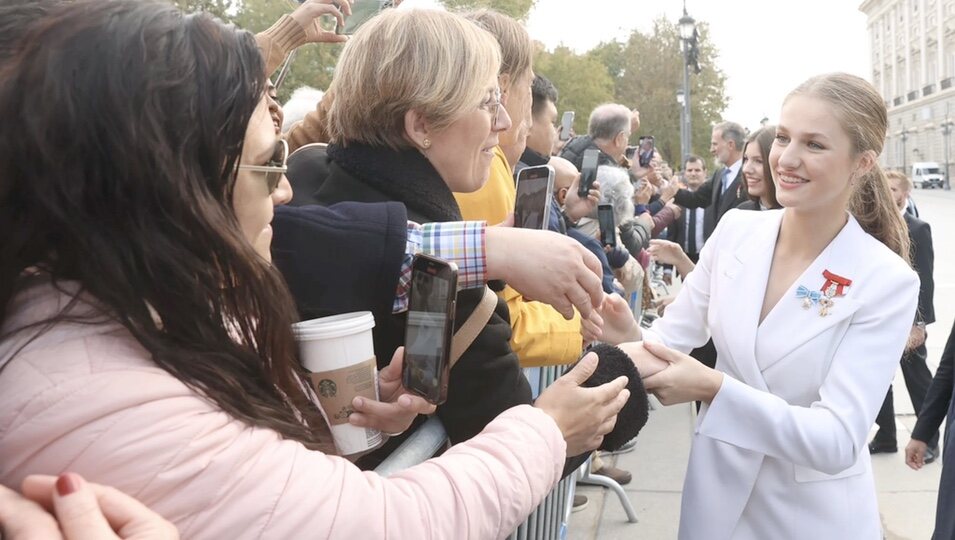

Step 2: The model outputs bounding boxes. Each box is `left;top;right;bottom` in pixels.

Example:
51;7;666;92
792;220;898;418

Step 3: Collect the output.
425;77;512;193
769;95;860;214
232;94;292;262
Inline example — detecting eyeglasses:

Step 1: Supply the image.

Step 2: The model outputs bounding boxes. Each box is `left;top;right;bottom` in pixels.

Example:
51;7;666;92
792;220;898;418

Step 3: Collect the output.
480;87;504;130
237;139;288;194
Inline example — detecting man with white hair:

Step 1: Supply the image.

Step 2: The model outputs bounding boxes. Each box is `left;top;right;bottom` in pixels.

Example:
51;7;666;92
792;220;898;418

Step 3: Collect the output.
559;103;634;171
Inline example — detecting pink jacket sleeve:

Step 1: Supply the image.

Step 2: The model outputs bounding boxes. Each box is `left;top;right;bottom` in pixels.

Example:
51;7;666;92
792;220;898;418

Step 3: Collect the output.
0;334;566;540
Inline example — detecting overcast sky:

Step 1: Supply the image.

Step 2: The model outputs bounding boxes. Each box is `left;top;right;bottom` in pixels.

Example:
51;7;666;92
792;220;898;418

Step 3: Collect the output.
402;0;871;133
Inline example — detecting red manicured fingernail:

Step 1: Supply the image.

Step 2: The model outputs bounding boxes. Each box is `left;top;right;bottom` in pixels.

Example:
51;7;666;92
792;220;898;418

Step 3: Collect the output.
56;473;80;496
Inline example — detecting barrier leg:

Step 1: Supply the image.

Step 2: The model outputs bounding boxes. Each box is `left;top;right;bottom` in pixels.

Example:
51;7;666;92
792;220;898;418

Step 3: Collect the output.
577;456;638;523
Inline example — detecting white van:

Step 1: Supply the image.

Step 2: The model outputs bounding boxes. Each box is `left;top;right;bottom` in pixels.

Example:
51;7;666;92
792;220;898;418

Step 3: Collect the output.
911;162;945;189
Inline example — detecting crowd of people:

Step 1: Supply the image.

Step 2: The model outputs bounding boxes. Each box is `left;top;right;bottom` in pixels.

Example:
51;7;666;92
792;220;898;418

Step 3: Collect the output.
0;0;951;539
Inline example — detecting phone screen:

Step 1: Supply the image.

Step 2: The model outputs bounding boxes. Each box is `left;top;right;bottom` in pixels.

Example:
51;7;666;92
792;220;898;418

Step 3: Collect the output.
598;204;616;247
403;256;457;404
337;0;393;35
638;136;655;168
559;111;575;141
579;149;599;197
514;165;554;230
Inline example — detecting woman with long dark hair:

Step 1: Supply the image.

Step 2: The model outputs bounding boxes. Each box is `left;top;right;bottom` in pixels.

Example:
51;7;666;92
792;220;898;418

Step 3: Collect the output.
738;126;782;211
0;2;627;537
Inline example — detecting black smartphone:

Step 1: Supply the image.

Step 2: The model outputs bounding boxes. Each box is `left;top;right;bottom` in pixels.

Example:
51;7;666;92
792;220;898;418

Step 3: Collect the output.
514;165;555;230
578;148;599;198
335;0;393;35
625;145;637;161
402;255;458;405
559;111;575;141
597;204;616;248
638;136;655;168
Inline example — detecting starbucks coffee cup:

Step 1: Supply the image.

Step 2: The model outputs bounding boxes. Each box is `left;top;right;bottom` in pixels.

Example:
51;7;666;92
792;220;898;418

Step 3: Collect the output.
292;312;383;455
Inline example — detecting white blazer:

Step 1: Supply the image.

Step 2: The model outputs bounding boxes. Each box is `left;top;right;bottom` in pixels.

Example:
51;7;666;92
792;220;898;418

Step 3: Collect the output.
644;209;919;540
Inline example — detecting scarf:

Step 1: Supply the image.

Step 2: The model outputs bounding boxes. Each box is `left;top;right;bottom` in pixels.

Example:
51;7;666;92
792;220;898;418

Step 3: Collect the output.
326;142;463;222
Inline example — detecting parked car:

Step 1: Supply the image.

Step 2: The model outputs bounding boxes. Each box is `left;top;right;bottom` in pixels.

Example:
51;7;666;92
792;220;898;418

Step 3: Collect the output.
911;162;945;189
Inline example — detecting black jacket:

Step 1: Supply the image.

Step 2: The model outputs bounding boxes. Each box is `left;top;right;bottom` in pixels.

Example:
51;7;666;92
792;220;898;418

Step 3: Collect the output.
306;142;533;447
558;135;617;171
911;319;955;539
905;213;935;325
668;204;708;260
673;164;747;239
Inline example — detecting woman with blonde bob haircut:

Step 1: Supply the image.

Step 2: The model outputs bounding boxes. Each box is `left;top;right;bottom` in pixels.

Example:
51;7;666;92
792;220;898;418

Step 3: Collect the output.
306;7;629;472
591;72;921;539
327;9;501;158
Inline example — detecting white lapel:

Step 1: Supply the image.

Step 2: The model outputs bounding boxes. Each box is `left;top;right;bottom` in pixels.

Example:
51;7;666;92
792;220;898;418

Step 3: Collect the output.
713;210;782;392
754;215;865;372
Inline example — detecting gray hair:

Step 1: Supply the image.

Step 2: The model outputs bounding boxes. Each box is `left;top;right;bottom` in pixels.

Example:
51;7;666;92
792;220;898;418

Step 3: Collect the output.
588;103;631;140
596;165;634;224
714;121;745;151
281;86;324;133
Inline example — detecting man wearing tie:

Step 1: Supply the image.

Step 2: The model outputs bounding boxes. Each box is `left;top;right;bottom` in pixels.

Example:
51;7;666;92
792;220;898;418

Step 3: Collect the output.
670;155;708;265
672;121;749;240
870;170;938;459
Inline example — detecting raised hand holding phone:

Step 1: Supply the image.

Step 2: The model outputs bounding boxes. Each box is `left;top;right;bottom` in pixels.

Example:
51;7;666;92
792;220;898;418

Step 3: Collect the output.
289;0;353;44
578;148;600;198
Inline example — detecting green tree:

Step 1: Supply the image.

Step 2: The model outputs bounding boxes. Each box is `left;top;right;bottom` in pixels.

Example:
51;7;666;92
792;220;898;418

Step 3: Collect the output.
590;18;727;165
533;45;615;135
171;0;235;19
440;0;536;20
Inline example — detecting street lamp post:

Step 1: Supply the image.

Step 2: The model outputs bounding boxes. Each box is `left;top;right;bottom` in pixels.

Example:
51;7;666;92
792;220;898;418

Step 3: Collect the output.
899;126;909;173
678;3;697;162
676;89;685;162
941;118;954;190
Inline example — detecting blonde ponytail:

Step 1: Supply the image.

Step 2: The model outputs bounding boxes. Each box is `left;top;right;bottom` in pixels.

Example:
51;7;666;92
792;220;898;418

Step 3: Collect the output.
848;165;910;265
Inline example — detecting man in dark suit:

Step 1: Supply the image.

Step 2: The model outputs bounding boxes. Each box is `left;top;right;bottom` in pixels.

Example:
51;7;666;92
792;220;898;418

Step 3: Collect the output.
870;171;938;459
669;154;708;265
672;121;748;240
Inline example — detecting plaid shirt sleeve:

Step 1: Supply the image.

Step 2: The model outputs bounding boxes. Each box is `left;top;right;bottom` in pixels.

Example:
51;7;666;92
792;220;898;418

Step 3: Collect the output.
393;220;488;314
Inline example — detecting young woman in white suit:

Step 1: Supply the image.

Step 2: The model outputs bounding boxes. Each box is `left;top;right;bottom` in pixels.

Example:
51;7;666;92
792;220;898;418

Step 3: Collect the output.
589;73;920;539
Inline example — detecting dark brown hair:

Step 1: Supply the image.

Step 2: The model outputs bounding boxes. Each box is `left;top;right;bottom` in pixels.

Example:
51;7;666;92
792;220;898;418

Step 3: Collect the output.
0;0;334;452
741;126;780;209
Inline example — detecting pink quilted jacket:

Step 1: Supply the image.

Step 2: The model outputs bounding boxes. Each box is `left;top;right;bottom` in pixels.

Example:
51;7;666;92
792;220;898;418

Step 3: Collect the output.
0;282;566;539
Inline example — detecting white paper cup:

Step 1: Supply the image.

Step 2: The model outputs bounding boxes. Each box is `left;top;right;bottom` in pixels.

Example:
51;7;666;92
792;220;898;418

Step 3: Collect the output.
292;311;383;455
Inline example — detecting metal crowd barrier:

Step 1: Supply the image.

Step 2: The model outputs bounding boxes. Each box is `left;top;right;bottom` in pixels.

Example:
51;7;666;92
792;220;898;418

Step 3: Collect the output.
373;364;578;539
507;364;576;540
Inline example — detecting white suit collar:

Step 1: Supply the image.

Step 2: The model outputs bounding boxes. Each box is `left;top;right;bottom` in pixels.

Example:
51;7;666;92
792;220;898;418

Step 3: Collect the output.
715;210;866;388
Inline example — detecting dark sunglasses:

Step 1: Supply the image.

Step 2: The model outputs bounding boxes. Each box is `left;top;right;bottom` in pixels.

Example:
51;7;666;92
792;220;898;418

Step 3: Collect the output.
237;139;288;194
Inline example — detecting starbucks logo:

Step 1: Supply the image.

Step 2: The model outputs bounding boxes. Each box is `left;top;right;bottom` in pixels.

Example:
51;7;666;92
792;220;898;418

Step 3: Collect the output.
317;379;337;398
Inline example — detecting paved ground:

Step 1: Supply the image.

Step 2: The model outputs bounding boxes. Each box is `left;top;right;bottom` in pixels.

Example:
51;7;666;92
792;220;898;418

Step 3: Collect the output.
569;188;955;539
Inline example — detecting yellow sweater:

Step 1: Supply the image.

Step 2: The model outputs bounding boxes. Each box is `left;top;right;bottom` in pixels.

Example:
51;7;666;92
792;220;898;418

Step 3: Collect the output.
454;147;583;367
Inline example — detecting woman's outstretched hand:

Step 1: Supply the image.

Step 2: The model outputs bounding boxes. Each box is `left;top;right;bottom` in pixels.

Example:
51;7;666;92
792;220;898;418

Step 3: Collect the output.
535;353;630;456
641;341;723;405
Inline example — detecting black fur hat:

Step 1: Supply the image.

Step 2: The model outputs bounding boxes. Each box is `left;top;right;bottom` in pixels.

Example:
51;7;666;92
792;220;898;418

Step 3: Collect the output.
576;343;650;452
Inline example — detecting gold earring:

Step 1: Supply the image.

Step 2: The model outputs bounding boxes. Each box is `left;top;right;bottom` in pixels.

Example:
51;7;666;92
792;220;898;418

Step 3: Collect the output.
422;139;431;149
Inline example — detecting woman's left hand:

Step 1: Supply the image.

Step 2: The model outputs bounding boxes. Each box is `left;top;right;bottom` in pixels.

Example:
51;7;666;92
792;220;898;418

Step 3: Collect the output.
641;341;723;405
348;347;436;435
290;0;353;45
581;293;641;345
